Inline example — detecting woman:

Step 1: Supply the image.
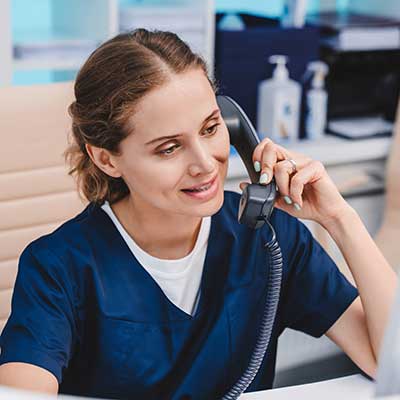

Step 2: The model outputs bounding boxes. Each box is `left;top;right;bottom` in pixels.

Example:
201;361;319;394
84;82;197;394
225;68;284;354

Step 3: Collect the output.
0;29;397;399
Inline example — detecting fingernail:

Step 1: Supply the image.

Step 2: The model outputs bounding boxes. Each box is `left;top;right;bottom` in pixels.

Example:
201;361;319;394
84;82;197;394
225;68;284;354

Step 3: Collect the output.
254;161;261;172
283;196;292;205
293;203;301;211
259;173;269;185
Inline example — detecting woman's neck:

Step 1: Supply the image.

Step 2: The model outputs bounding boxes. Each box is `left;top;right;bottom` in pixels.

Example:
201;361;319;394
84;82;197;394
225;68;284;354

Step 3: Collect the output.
110;195;202;260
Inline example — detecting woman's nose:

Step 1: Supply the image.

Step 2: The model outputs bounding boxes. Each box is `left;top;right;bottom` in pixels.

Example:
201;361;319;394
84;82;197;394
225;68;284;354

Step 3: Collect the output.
187;142;216;176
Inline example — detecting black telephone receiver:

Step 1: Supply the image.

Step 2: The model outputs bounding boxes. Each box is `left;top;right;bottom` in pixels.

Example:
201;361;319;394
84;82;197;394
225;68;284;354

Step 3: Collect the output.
216;96;282;398
216;95;277;229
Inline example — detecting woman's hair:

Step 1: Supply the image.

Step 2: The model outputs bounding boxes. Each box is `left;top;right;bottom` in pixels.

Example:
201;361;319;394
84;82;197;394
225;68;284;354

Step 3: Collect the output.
65;29;219;205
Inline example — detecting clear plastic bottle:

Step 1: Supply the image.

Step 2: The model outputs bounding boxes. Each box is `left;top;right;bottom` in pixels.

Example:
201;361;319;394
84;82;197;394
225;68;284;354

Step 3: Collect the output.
305;61;329;140
257;55;301;142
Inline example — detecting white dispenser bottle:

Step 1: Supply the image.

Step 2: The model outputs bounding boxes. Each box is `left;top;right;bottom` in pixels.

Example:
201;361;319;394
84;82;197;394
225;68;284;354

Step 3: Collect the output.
305;61;329;140
257;55;301;142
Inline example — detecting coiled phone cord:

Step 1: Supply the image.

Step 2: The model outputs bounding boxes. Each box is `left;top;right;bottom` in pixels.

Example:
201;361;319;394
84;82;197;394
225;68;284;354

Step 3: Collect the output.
222;217;283;400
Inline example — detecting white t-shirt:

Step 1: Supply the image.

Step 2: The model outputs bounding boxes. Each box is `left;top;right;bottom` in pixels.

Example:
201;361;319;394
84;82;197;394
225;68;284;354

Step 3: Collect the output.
101;201;211;316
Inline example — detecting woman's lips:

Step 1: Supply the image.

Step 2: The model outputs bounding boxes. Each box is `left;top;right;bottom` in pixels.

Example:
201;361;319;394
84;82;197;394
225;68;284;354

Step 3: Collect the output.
181;175;219;200
182;174;218;191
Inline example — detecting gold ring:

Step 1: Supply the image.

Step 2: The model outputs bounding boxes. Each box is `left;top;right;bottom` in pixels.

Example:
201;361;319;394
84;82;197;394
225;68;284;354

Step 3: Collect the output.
287;158;297;174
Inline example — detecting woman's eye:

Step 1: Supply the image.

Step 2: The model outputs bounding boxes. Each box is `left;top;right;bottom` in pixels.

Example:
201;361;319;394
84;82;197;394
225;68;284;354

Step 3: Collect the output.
204;123;220;135
158;144;180;156
157;124;220;157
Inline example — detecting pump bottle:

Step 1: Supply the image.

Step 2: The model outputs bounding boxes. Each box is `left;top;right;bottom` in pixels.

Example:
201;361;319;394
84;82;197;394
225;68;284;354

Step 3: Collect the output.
304;61;329;140
257;55;301;142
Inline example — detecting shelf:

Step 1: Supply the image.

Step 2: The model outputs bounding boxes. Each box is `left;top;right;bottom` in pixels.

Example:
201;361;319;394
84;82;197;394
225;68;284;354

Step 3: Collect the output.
12;38;98;71
227;135;392;180
118;2;211;62
119;5;204;32
1;0;215;86
13;59;84;72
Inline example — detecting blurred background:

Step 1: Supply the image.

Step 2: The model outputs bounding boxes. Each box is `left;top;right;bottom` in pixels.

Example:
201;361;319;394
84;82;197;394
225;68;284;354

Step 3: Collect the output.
1;0;399;391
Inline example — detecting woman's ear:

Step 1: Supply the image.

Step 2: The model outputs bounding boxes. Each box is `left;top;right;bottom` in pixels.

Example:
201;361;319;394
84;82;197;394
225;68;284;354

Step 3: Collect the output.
85;143;122;178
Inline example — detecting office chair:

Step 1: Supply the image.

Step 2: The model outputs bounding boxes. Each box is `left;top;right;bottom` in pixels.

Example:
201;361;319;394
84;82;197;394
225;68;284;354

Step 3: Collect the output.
0;82;86;334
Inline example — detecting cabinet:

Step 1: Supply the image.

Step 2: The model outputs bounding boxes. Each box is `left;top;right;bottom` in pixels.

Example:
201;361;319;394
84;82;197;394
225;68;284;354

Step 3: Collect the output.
0;0;215;87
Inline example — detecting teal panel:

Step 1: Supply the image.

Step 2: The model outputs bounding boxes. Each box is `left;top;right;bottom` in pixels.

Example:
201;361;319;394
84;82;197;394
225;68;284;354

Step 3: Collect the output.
12;70;54;85
52;70;78;82
12;69;77;85
12;0;52;42
337;0;349;11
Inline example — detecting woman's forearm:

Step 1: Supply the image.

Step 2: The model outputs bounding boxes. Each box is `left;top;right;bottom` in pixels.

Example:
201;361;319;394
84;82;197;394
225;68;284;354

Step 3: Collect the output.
322;206;398;361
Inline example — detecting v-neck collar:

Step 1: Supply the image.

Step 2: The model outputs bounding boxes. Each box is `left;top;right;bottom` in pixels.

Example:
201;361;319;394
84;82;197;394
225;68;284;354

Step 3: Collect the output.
101;200;211;275
87;200;234;322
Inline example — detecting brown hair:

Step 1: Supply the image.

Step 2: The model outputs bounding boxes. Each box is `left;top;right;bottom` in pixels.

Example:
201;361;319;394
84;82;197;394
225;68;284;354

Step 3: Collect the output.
65;29;219;205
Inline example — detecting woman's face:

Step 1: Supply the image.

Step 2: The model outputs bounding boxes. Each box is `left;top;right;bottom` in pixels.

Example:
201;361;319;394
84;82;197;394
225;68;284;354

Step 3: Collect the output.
113;68;231;218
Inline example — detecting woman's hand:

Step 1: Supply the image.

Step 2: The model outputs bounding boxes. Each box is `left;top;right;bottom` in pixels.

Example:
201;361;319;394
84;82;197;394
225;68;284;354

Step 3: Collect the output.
239;138;352;227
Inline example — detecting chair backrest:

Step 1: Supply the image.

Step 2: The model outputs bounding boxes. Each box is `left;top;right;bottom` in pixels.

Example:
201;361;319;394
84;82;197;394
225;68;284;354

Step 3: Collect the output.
0;82;87;333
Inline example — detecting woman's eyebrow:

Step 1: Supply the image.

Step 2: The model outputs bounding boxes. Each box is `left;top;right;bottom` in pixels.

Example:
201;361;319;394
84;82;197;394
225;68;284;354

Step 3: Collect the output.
145;109;220;146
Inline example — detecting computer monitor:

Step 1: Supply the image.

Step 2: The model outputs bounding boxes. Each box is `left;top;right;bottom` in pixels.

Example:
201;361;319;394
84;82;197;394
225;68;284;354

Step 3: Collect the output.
375;281;400;398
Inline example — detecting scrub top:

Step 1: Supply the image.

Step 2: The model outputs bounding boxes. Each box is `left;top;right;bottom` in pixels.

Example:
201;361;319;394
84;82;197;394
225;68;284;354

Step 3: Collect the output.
0;190;358;399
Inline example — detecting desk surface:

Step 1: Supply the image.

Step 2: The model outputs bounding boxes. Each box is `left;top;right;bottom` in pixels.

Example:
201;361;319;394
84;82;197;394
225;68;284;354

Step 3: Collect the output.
0;375;398;399
240;374;381;399
0;386;91;399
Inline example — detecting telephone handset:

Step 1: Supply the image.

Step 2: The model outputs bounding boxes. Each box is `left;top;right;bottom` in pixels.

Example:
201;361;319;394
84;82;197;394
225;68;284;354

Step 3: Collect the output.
216;95;277;229
216;95;283;400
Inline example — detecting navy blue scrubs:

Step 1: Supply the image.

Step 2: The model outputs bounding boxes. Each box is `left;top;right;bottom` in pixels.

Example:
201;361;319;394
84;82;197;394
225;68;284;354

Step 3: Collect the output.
0;191;358;399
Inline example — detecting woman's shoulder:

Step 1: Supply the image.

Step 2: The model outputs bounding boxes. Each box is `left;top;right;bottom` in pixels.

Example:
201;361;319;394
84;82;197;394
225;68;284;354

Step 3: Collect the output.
23;202;102;264
12;204;105;304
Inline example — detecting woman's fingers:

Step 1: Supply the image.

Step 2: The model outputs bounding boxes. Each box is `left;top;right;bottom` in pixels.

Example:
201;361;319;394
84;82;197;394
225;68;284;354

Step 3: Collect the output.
257;140;277;184
289;160;325;207
251;138;324;209
253;140;285;181
240;160;324;209
244;138;340;222
253;139;296;185
252;138;274;163
239;181;250;191
273;159;297;203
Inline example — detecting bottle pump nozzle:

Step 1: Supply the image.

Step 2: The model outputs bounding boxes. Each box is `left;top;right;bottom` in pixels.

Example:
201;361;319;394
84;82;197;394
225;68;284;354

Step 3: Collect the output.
308;61;329;89
269;55;289;80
